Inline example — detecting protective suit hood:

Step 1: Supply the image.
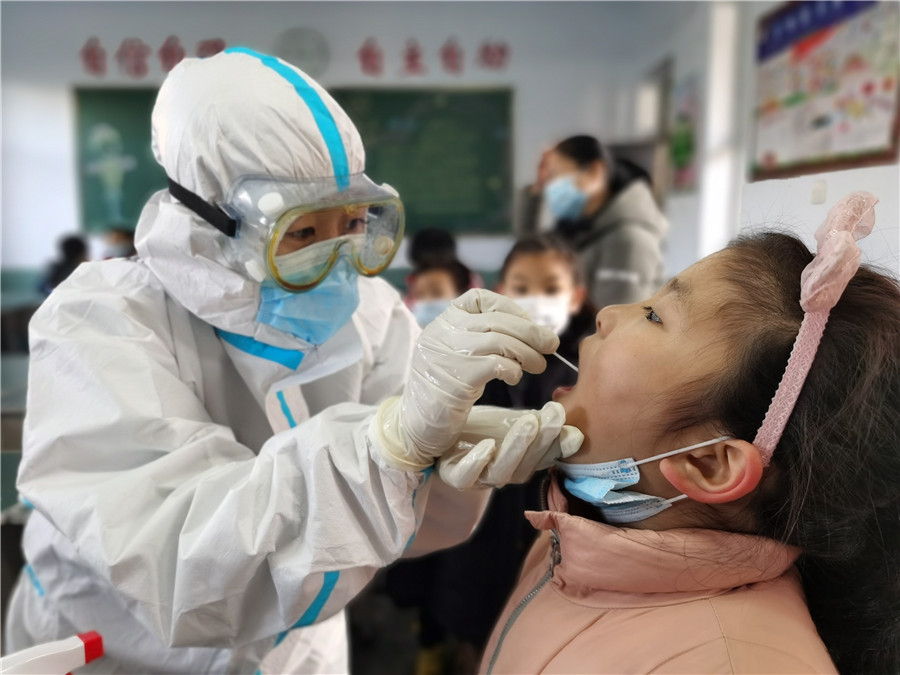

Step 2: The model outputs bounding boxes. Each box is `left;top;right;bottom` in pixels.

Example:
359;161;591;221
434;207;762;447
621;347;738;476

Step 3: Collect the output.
135;50;366;349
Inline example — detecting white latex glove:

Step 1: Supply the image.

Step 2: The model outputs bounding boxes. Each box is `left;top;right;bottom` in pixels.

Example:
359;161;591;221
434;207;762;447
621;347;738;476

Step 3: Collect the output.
373;289;559;471
438;402;584;489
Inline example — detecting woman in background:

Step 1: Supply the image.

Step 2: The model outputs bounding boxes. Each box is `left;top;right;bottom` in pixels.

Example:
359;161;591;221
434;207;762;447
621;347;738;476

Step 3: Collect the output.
519;135;668;309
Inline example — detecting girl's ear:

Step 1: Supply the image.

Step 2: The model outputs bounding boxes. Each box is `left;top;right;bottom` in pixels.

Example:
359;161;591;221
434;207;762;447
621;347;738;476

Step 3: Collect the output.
659;438;763;504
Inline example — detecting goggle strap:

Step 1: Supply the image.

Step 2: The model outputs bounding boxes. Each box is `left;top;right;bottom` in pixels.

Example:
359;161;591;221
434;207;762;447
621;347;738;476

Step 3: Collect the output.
167;178;238;238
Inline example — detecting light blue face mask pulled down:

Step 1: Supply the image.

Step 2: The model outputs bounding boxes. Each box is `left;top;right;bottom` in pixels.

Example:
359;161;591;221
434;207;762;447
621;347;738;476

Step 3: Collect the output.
257;257;359;346
555;436;732;524
544;174;589;221
410;299;452;327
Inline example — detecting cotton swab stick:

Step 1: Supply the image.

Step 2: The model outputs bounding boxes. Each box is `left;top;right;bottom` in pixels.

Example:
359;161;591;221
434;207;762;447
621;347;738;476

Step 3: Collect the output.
552;351;579;373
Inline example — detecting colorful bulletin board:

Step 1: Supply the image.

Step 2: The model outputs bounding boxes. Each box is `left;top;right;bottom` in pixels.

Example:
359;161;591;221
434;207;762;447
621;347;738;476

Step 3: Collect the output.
670;73;701;192
752;1;900;180
330;89;513;235
76;89;167;233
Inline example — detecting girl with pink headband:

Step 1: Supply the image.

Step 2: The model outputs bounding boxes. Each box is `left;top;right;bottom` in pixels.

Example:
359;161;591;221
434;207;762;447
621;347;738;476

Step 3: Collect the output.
477;192;899;674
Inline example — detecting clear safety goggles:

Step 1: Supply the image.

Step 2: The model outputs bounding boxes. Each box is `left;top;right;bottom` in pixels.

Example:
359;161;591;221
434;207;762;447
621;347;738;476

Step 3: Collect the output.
169;173;405;292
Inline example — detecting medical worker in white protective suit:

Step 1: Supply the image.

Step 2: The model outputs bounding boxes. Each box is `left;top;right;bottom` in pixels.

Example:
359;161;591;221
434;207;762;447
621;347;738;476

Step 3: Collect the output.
5;49;582;674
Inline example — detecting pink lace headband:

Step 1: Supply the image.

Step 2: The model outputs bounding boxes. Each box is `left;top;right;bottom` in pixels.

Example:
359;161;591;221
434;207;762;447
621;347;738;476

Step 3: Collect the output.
753;191;879;466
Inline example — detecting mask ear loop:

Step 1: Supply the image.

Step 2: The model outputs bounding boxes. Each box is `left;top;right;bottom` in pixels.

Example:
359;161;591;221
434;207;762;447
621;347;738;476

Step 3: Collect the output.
631;435;733;507
632;435;733;467
753;192;878;466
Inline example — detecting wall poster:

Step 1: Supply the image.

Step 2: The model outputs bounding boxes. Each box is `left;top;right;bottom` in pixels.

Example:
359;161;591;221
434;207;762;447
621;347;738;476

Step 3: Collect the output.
752;1;899;180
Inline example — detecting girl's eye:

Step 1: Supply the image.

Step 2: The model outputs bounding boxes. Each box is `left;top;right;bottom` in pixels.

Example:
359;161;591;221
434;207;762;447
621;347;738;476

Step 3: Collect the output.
643;306;662;324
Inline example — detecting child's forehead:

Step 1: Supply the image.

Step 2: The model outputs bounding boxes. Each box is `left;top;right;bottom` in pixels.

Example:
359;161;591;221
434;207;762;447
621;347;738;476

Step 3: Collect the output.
673;253;738;309
414;268;453;285
506;251;573;276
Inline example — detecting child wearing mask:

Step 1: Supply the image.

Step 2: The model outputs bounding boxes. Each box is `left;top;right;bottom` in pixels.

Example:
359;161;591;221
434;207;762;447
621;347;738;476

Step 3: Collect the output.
406;259;473;327
480;192;899;674
483;233;595;407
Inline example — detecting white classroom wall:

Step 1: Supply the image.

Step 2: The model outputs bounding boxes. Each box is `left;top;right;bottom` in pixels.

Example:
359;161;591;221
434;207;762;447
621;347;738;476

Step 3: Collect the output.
1;0;691;272
3;1;896;277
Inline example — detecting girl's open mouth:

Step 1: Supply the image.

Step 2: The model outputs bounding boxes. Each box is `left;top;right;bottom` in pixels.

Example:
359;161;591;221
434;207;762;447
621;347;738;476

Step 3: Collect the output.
552;385;573;401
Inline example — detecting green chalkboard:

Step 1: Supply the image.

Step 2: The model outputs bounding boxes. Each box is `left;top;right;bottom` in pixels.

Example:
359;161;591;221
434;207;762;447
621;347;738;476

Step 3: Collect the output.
331;89;513;235
76;88;513;235
76;88;167;233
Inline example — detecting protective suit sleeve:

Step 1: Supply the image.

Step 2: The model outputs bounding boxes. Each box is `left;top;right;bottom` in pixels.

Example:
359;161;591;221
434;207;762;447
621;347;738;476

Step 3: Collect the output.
17;264;429;650
357;278;492;555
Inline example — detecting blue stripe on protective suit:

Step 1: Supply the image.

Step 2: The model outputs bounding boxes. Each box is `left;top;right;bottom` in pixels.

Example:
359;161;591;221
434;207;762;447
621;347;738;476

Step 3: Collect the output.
25;564;45;597
215;329;305;370
260;348;342;648
273;571;341;647
275;390;297;428
224;47;350;189
404;465;434;552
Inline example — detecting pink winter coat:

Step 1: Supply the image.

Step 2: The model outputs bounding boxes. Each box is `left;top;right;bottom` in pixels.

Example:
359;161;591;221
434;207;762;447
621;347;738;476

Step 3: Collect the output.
480;478;838;674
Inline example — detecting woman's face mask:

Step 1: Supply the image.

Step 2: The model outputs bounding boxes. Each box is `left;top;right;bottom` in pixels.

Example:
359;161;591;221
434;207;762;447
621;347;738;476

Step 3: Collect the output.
257;257;360;345
544;174;589;221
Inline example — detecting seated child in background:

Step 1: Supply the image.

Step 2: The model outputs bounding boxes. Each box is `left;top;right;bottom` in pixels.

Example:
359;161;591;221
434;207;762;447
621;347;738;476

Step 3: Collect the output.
482;233;595;407
406;259;473;327
481;192;899;674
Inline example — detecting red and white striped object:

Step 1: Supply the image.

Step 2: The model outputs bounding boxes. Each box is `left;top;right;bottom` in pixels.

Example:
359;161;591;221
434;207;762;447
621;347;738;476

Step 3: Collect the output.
0;632;103;674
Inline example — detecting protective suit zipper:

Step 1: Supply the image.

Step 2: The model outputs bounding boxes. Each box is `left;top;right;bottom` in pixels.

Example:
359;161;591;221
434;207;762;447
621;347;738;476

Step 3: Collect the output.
485;529;561;674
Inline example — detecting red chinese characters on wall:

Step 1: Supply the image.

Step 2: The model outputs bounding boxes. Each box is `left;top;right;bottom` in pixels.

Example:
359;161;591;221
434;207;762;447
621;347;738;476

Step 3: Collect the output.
355;37;510;77
358;38;384;77
115;38;152;78
478;41;509;70
78;37;228;77
158;36;186;72
402;39;426;75
80;37;107;77
440;38;464;75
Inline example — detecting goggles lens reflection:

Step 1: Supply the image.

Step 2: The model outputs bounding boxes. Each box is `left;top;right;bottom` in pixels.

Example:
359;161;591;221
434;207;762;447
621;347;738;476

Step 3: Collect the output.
268;200;402;291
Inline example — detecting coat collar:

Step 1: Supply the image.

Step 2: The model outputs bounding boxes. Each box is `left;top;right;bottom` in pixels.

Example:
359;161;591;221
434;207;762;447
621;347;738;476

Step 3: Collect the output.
526;478;799;605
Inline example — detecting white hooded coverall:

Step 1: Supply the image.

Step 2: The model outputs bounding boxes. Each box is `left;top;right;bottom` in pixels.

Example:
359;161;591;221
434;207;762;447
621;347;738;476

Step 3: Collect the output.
6;50;488;674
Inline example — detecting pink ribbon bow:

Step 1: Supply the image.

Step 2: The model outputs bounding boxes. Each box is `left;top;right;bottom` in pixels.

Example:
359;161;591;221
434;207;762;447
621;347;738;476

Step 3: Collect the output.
753;191;878;465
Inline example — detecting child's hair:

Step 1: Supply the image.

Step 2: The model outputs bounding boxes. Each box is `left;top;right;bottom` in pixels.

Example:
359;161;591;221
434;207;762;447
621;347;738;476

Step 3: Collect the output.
408;227;458;269
411;260;472;297
499;233;582;285
669;231;900;674
554;135;613;170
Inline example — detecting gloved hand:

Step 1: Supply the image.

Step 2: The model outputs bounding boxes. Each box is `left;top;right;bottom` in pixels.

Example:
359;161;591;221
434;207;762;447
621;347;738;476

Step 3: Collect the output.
438;402;584;489
373;289;560;472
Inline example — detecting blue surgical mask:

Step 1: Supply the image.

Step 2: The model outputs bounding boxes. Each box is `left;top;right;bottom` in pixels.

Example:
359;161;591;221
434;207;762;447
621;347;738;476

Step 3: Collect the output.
411;299;452;327
555;436;732;524
544;174;588;221
257;257;360;346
